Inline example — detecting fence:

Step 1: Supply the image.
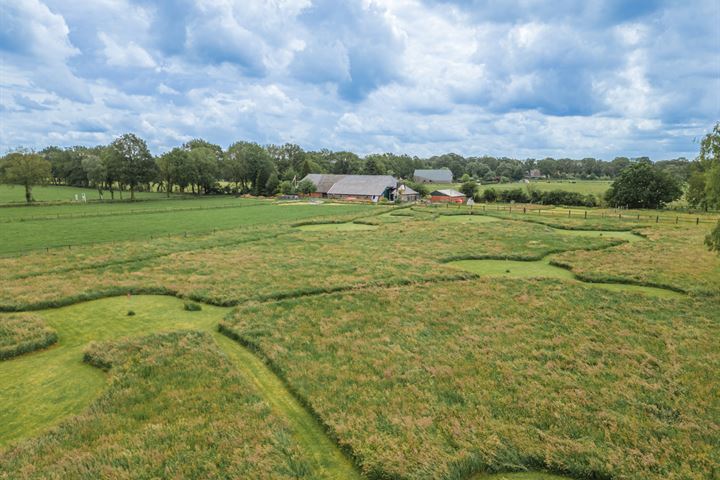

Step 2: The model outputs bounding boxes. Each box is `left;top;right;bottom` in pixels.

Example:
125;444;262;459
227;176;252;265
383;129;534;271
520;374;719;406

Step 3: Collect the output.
426;202;719;226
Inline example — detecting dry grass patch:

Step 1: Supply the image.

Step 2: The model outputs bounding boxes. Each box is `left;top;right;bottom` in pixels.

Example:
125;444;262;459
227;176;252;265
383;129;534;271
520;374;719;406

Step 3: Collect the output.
221;279;719;480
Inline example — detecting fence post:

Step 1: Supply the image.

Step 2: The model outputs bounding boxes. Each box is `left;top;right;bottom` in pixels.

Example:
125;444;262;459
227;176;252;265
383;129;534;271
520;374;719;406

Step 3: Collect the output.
656;216;659;223
696;217;699;225
568;210;571;217
523;207;526;214
584;211;587;219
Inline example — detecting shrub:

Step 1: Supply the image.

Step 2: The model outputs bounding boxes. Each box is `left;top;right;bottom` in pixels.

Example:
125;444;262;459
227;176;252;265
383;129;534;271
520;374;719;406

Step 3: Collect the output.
499;188;529;203
297;179;316;195
540;190;597;207
184;301;202;311
0;313;58;360
482;188;497;202
127;310;136;316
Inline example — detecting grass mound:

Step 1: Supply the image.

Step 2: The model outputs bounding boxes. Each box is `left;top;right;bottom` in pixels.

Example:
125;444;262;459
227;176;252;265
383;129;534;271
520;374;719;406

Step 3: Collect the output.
0;314;57;360
0;331;315;479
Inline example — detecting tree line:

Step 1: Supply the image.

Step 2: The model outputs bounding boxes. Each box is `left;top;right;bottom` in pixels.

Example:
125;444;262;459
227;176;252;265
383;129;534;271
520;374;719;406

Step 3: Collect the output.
0;127;717;207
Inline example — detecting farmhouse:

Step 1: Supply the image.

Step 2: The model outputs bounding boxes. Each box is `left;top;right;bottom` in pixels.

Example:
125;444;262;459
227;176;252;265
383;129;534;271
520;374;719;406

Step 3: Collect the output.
301;174;399;202
396;184;420;202
430;189;466;204
413;168;453;183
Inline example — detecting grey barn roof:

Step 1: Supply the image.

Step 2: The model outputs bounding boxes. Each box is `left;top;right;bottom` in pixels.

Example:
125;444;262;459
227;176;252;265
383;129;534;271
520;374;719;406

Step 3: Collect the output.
326;175;397;196
413;169;453;182
302;174;347;194
301;174;398;197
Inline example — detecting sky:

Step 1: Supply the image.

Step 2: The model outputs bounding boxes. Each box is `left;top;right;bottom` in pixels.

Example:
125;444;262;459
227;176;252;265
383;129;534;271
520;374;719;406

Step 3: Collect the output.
1;0;718;159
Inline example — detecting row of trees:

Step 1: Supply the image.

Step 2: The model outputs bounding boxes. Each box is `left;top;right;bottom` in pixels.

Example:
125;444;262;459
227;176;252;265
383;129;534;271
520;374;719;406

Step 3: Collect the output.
1;126;717;206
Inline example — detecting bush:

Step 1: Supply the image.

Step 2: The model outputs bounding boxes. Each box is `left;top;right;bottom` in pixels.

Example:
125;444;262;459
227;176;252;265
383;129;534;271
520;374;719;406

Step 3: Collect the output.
540;190;597;207
482;188;497;202
499;188;529;203
297;179;316;195
184;301;202;311
127;310;135;316
403;180;428;197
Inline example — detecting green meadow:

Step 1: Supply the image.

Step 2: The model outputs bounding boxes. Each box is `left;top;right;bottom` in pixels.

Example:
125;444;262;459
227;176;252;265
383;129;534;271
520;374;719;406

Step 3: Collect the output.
1;199;718;479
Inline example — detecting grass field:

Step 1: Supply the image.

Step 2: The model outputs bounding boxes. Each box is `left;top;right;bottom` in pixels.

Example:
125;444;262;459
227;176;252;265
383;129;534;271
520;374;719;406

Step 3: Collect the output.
0;184;165;204
0;199;375;255
429;180;612;196
0;196;718;479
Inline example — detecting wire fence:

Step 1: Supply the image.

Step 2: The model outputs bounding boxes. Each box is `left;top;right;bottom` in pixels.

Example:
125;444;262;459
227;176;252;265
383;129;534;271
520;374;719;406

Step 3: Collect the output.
426;202;719;226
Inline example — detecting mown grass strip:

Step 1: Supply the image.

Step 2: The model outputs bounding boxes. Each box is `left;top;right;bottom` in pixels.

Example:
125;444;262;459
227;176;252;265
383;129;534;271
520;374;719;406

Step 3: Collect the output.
212;331;362;479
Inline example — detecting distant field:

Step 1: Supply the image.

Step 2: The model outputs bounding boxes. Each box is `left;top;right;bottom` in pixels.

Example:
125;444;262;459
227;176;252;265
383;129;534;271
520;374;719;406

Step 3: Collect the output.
429;180;612;196
0;199;375;255
0;184;165;204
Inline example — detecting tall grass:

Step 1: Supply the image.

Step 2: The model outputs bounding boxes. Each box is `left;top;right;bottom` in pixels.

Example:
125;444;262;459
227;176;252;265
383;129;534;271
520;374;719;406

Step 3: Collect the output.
0;314;57;360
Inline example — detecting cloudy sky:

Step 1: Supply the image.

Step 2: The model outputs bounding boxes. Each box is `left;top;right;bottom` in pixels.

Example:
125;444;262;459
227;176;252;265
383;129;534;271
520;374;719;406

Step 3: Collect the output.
1;0;718;159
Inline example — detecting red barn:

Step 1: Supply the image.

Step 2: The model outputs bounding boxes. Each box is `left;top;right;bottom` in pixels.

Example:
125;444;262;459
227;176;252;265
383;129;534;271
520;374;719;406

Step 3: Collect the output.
430;189;466;204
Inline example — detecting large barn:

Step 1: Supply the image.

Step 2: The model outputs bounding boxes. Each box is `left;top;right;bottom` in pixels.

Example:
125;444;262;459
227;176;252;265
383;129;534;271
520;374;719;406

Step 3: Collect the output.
413;168;453;183
301;174;399;202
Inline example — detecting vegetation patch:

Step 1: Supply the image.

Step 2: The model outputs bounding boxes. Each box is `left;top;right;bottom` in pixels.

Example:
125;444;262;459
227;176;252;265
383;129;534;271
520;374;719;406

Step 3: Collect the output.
0;313;57;360
0;331;318;479
183;301;202;311
447;259;684;298
222;280;719;480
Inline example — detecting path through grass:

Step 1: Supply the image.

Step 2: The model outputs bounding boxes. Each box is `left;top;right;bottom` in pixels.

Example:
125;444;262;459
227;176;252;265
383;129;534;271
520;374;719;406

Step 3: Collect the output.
0;295;360;479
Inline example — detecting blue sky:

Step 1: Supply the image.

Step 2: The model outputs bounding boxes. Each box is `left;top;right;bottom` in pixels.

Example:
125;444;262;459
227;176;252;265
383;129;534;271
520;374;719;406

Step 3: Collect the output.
1;0;718;159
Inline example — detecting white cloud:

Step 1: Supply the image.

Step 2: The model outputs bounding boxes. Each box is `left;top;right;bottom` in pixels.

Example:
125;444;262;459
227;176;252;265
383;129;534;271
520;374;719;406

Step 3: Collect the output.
99;32;156;68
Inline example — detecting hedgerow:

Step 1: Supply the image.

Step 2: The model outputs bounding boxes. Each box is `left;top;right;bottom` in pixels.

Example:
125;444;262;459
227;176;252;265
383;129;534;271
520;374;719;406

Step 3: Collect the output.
0;314;57;360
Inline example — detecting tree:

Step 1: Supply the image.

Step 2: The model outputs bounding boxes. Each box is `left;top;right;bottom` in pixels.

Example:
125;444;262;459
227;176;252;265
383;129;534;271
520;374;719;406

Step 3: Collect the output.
81;155;107;200
706;221;720;253
107;134;156;200
0;150;52;203
605;162;682;209
687;123;720;210
364;155;385;175
226;142;275;194
460;180;478;198
156;148;189;197
278;180;296;195
297;179;316;195
188;147;220;194
265;172;280;195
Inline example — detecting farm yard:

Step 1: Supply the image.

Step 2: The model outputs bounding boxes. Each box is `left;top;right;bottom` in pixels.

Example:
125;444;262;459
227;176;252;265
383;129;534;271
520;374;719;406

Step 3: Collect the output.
0;197;718;480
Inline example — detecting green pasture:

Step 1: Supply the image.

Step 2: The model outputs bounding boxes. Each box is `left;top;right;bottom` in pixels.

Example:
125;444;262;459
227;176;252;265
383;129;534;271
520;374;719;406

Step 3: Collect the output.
0;201;375;255
429;180;612;196
0;184;165;204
